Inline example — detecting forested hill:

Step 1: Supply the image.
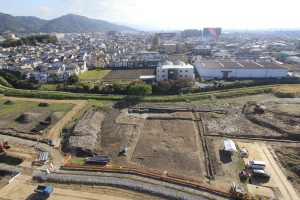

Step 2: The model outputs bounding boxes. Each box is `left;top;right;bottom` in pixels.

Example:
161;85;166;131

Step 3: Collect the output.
0;13;137;34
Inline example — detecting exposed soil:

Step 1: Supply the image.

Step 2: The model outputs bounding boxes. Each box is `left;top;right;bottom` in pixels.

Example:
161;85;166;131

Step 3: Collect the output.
62;108;104;157
0;155;23;165
271;143;300;188
2;94;300;197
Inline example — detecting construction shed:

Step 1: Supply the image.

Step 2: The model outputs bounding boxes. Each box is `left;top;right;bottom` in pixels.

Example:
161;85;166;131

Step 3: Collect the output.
224;139;237;152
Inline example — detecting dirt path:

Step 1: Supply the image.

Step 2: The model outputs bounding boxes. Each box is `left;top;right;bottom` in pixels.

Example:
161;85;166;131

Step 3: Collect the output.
259;142;299;200
1;96;88;139
238;141;300;200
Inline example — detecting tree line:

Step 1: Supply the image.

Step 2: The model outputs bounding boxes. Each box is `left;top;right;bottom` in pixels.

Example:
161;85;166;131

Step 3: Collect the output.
0;34;58;47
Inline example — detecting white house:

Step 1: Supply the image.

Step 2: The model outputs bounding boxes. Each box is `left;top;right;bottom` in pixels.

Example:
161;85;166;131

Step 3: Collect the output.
156;60;195;82
193;60;288;79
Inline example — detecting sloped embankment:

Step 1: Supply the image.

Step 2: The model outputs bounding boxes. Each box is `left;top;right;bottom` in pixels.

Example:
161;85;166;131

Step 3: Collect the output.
62;109;104;157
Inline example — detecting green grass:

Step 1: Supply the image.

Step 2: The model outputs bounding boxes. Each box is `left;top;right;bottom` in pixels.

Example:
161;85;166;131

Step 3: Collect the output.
213;102;223;106
0;99;74;121
211;113;226;118
79;69;111;80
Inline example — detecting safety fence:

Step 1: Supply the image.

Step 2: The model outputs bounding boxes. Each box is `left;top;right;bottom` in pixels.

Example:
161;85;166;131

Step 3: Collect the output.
61;155;233;199
33;173;212;200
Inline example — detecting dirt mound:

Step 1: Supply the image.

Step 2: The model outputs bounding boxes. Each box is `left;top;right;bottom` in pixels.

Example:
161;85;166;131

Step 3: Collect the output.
62;109;104;157
4;100;16;105
50;112;64;123
38;102;51;107
272;86;300;98
15;112;43;124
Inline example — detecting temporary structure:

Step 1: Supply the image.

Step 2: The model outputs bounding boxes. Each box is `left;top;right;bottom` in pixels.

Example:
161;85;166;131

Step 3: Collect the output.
224;139;237;152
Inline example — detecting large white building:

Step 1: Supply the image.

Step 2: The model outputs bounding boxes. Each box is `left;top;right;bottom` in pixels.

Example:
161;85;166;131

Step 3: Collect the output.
193;60;288;79
156;60;195;82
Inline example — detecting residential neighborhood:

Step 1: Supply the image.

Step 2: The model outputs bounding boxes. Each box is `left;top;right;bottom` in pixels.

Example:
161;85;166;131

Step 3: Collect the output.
1;29;300;85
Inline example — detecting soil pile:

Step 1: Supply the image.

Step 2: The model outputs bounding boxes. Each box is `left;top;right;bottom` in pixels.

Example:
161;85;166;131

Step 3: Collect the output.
15;112;42;124
272;86;300;98
38;103;51;107
50;112;64;123
62;109;104;157
4;100;16;105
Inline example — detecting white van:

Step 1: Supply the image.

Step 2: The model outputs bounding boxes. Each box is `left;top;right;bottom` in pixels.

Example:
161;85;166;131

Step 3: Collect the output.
246;160;266;169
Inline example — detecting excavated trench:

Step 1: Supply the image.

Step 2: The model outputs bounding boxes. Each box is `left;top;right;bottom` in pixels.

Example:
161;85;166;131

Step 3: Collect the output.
0;155;23;165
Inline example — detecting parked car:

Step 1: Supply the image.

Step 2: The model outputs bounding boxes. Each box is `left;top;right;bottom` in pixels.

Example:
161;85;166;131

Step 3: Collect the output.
246;160;266;169
252;169;270;178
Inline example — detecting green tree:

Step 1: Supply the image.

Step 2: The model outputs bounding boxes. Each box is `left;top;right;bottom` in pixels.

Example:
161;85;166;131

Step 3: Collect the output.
128;84;152;95
67;74;79;85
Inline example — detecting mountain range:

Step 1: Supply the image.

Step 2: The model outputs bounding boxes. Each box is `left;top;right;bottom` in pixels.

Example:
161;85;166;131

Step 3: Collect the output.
0;13;137;34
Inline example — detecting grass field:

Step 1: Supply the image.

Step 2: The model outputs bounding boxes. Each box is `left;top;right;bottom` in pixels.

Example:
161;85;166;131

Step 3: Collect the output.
79;69;111;81
0;99;74;121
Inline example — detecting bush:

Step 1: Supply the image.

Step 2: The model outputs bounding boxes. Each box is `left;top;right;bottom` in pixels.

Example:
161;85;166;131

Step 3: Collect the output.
0;76;13;87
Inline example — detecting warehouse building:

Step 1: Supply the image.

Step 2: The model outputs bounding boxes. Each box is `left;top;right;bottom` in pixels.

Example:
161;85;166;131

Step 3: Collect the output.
193;60;288;79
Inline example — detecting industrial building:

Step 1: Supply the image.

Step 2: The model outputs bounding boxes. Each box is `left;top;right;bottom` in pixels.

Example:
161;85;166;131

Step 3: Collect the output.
203;28;222;37
156;60;195;82
193;60;288;79
152;36;161;46
182;29;202;38
155;33;177;38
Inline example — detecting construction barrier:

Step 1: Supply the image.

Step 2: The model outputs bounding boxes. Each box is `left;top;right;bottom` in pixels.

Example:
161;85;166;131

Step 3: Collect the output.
33;174;210;200
61;156;233;198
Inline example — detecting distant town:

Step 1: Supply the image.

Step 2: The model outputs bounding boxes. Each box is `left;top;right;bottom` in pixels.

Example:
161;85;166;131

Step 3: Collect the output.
1;16;300;200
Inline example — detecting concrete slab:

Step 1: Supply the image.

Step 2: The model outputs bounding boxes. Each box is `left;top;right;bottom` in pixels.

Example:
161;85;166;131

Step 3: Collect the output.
247;184;275;199
236;142;263;165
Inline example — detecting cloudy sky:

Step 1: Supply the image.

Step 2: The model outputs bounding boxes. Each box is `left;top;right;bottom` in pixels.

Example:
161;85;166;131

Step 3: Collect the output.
0;0;299;30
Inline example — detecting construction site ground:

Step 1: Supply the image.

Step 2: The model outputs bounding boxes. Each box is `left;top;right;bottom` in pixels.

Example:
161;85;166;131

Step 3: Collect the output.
0;94;300;200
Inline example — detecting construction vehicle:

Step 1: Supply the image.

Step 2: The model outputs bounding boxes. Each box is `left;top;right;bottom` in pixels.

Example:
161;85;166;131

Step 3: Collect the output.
0;140;11;154
245;101;266;113
230;184;249;199
34;185;54;196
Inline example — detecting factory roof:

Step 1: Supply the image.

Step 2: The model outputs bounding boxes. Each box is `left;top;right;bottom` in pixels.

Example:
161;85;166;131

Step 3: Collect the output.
196;60;287;70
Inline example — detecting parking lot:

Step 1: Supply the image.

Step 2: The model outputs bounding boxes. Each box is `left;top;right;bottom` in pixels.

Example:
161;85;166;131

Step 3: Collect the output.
237;142;299;200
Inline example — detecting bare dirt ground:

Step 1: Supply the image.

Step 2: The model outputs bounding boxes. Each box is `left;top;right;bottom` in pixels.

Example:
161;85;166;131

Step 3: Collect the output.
0;96;88;139
1;93;300;199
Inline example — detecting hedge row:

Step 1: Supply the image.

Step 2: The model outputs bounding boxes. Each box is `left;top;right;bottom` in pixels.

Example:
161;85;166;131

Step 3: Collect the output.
0;85;281;102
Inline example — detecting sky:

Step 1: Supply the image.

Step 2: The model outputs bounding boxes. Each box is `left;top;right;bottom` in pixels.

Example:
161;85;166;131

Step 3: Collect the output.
0;0;299;30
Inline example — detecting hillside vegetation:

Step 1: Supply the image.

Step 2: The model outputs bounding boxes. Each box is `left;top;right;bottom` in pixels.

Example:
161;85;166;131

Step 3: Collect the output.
0;34;58;47
0;12;137;34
